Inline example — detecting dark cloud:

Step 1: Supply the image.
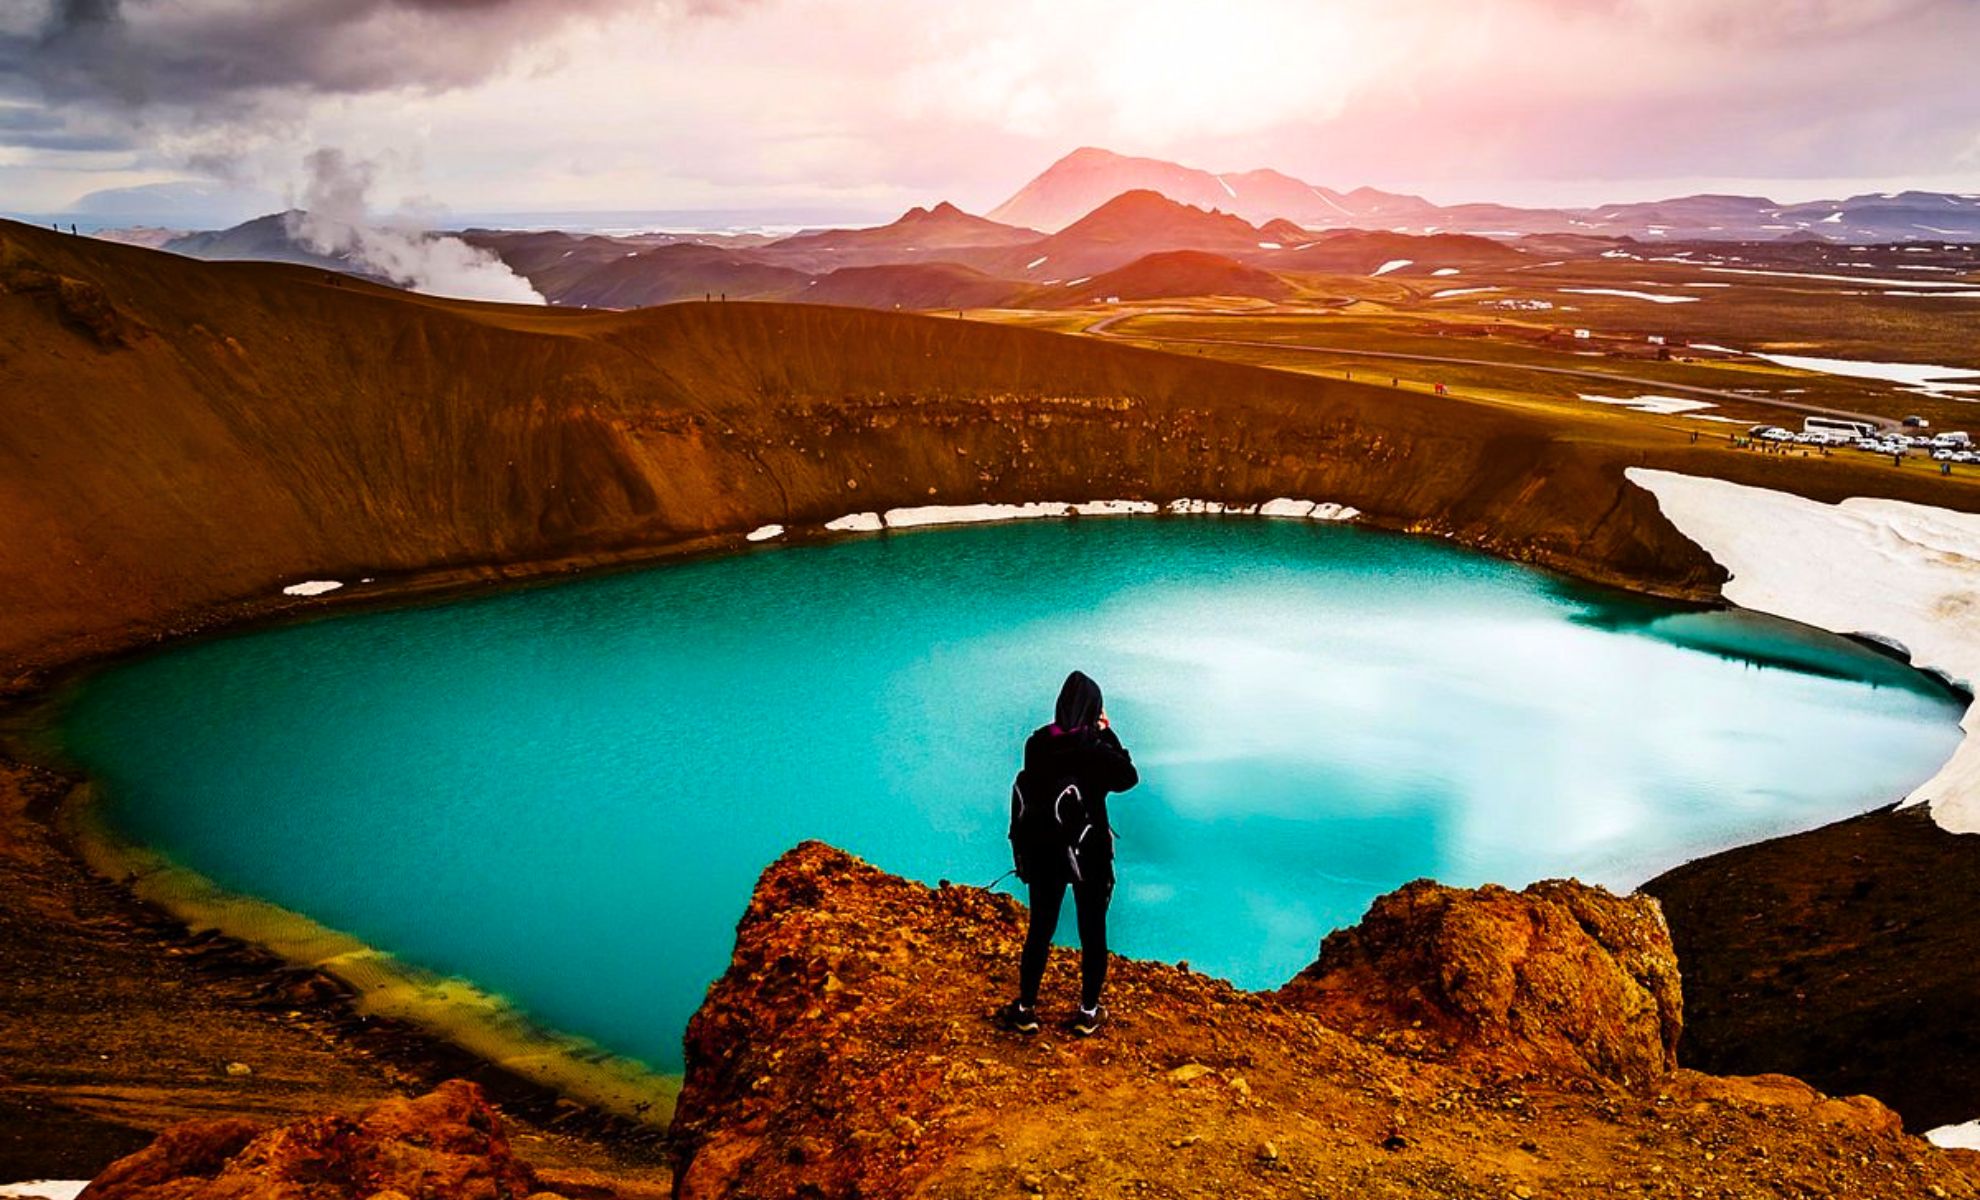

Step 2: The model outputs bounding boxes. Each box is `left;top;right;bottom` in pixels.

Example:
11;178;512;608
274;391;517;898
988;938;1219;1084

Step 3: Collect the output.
5;0;650;109
0;0;750;165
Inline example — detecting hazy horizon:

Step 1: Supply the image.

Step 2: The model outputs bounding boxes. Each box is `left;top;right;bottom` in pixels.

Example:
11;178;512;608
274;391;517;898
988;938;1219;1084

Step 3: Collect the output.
5;1;1980;227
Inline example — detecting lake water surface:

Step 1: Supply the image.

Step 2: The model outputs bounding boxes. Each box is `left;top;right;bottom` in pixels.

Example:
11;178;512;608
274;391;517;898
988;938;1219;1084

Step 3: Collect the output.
59;519;1964;1073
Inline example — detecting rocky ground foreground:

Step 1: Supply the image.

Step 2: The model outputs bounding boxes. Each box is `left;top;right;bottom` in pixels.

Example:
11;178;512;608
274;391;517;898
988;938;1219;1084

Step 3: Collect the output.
28;840;1980;1199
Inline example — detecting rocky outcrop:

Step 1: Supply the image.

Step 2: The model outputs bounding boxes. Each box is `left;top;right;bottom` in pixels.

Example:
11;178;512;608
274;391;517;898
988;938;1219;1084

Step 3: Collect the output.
75;1082;668;1200
1278;878;1682;1086
668;841;1976;1199
1646;803;1980;1130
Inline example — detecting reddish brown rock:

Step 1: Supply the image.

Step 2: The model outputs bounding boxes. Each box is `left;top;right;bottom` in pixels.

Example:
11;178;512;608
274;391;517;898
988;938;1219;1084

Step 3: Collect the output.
1278;877;1683;1086
79;1082;540;1200
667;841;1977;1200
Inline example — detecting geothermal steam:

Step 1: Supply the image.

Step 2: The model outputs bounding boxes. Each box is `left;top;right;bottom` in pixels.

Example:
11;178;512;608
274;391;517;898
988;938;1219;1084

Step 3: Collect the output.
286;150;543;305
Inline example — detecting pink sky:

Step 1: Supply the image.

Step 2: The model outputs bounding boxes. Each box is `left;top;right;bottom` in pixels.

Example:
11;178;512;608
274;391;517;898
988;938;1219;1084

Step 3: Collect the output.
4;0;1979;219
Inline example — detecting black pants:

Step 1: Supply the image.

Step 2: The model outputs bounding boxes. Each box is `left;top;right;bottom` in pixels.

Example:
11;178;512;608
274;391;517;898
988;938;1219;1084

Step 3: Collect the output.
1018;869;1112;1010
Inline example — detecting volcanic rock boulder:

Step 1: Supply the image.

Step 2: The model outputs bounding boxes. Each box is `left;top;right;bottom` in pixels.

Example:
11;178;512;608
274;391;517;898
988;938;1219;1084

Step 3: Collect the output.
1279;878;1683;1086
79;1081;541;1200
670;842;1973;1200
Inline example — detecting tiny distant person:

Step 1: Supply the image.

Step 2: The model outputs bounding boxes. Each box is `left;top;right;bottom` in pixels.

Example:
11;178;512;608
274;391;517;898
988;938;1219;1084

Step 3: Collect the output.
998;670;1139;1037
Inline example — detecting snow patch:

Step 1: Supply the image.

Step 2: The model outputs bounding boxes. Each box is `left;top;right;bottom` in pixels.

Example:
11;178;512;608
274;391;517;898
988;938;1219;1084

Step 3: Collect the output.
824;512;884;532
1927;1121;1980;1150
1430;287;1501;299
282;580;344;597
1371;259;1412;276
1257;242;1281;250
1747;352;1980;397
1626;469;1980;834
1703;266;1979;290
0;1184;90;1200
1559;288;1700;304
1430;267;1460;276
878;501;1159;529
1167;498;1358;521
1025;256;1048;270
1578;393;1717;415
1215;174;1237;199
745;524;785;542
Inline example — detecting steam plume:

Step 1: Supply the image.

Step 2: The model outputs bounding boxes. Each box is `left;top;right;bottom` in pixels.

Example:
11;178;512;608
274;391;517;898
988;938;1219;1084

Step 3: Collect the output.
285;149;543;305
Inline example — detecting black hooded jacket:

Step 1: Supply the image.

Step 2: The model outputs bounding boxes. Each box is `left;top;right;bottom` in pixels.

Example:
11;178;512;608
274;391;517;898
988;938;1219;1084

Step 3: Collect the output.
1012;671;1139;879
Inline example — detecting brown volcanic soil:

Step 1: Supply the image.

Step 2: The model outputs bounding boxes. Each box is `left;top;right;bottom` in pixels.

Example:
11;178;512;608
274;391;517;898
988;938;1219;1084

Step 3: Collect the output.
670;842;1976;1199
1645;804;1980;1131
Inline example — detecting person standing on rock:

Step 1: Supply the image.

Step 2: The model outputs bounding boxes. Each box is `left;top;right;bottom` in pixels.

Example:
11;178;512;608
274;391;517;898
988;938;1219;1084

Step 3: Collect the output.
998;669;1139;1037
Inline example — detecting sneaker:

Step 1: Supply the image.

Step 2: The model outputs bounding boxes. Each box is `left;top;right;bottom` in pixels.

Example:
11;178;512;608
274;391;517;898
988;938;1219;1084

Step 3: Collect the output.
996;999;1040;1034
1069;1004;1107;1037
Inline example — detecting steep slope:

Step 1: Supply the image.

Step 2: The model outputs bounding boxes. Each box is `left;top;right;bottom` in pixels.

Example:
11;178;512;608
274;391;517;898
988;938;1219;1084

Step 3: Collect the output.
670;842;1975;1198
1037;248;1292;306
0;215;1750;684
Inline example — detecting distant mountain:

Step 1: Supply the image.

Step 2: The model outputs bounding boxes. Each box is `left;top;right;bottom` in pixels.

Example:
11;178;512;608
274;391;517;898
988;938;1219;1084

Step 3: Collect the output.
1037;250;1292;307
988;147;1412;233
165;211;353;272
756;202;1039;273
988;147;1980;242
980;190;1307;280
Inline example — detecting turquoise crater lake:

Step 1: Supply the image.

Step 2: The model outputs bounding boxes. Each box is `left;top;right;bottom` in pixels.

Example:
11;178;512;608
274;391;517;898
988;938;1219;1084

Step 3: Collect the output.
59;518;1964;1074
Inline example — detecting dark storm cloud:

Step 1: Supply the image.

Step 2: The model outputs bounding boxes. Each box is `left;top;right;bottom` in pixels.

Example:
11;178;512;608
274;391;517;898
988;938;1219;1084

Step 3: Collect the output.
1;0;708;110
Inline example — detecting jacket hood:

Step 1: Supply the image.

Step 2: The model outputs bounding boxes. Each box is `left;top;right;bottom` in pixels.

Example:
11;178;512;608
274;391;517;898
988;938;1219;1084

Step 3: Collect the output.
1054;670;1103;732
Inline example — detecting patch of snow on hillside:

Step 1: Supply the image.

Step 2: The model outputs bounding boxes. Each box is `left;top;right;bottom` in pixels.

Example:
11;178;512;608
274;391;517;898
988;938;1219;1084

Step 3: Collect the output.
1215;174;1237;199
1371;259;1412;276
1578;393;1716;415
1748;352;1980;396
282;580;344;597
825;512;883;532
1627;468;1980;835
1025;256;1048;270
1559;288;1700;304
1927;1121;1980;1150
745;524;785;542
1430;287;1500;299
1431;267;1460;276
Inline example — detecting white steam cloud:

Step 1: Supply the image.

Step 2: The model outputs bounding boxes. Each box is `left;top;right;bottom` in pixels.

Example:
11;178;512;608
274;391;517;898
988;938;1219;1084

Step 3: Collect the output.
285;149;543;305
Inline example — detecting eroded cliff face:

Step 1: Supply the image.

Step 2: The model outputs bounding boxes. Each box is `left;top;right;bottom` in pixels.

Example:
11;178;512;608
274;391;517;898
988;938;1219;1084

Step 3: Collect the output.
667;842;1974;1199
0;218;1778;687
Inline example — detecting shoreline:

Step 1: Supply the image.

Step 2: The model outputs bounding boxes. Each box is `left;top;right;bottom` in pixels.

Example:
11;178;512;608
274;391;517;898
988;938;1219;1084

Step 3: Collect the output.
10;494;1965;1165
5;499;1379;1162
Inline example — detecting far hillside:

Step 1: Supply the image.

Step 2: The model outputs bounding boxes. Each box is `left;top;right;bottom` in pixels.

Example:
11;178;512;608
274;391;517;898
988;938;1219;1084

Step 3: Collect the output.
1034;250;1292;307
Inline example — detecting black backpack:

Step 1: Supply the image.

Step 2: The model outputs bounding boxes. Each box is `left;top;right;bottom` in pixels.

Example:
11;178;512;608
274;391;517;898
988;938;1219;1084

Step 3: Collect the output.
1008;769;1097;883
